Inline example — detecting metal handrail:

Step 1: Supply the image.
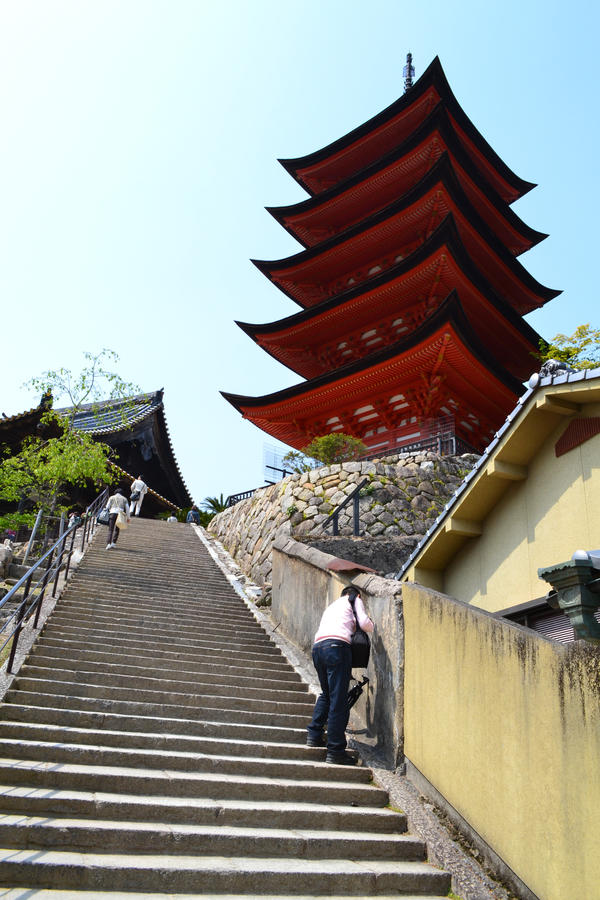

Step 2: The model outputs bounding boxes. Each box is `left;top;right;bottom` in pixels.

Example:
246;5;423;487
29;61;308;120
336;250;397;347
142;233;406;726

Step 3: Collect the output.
0;486;109;672
322;478;369;536
225;489;257;507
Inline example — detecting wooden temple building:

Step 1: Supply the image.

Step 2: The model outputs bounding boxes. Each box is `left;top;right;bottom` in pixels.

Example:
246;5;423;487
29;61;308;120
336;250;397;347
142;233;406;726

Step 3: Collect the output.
1;389;192;516
223;57;559;456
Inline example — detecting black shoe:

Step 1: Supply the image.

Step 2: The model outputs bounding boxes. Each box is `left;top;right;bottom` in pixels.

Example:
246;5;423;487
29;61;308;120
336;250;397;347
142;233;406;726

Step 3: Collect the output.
306;735;326;747
325;751;357;766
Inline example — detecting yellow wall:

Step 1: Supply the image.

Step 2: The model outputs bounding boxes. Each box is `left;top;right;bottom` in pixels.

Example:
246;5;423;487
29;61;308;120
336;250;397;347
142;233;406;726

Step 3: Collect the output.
403;582;600;900
444;425;600;612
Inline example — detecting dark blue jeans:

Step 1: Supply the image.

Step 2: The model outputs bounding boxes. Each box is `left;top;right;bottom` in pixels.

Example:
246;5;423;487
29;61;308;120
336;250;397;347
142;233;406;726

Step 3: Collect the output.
307;639;352;752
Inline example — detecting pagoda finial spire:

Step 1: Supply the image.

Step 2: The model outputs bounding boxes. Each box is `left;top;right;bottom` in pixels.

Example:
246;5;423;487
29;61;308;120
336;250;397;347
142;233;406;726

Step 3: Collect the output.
403;52;415;92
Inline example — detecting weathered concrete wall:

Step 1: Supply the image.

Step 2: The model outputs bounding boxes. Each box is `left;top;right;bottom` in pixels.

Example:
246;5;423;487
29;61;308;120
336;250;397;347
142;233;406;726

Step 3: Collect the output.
209;452;477;588
272;535;404;767
402;581;600;900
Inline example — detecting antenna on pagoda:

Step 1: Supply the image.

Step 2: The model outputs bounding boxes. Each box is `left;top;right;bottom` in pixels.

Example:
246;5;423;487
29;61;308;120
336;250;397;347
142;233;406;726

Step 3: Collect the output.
403;52;415;92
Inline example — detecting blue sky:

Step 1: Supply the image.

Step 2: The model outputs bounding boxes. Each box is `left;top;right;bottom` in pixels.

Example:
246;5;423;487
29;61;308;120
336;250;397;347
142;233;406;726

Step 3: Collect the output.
1;1;597;503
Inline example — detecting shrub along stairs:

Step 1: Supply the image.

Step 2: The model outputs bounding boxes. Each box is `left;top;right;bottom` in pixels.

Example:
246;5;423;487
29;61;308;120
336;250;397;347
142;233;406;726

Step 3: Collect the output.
0;518;450;897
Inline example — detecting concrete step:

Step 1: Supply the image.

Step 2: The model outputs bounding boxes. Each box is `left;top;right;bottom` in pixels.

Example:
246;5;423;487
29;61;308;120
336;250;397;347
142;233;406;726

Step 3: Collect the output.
37;630;284;663
4;690;313;728
0;758;389;805
9;677;316;716
0;815;425;859
33;636;294;672
0;703;309;744
18;665;310;704
0;849;451;895
0;784;408;831
40;624;282;657
0;721;321;761
50;604;263;632
24;651;308;689
0;738;369;783
0;892;447;900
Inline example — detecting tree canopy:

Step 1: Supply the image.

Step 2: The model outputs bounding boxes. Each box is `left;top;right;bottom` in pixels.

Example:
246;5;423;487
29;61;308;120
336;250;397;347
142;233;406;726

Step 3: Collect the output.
1;349;139;532
538;324;600;370
283;434;368;472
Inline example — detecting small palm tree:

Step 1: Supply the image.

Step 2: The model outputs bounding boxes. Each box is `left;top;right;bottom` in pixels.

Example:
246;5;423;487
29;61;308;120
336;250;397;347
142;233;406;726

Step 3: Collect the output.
201;493;227;515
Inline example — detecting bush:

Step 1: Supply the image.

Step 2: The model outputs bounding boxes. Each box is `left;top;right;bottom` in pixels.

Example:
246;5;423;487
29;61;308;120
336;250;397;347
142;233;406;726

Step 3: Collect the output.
301;434;367;465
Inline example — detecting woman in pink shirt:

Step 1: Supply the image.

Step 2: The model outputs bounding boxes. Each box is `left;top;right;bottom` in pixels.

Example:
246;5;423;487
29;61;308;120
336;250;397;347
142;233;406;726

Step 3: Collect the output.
306;586;374;765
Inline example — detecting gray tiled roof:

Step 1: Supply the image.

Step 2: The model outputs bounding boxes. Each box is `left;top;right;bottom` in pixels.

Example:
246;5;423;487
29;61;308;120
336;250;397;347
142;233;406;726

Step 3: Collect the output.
57;391;163;435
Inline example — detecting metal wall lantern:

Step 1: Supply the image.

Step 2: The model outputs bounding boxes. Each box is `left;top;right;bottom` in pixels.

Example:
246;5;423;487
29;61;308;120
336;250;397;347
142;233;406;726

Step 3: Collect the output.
538;550;600;643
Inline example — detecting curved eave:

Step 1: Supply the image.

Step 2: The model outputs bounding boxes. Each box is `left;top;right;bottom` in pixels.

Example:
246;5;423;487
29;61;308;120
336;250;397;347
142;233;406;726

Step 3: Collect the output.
253;199;560;314
278;56;534;202
0;406;48;448
101;404;193;508
153;405;194;508
270;106;546;253
223;291;524;414
242;216;547;351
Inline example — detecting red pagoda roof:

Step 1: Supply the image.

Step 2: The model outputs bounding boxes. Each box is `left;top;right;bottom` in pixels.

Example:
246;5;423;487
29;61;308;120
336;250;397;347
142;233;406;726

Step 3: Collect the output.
223;294;524;454
279;57;534;203
270;106;545;256
253;178;559;316
240;216;544;381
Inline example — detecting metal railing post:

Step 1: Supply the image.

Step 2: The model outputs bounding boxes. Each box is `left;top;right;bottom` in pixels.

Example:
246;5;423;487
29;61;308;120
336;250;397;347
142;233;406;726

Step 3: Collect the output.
61;528;78;587
353;493;360;536
322;478;368;535
22;509;43;567
52;530;69;598
7;573;32;674
34;548;55;628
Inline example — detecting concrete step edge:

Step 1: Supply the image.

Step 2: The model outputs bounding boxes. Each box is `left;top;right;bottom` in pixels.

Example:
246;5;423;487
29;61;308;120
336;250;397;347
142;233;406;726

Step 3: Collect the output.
0;849;451;894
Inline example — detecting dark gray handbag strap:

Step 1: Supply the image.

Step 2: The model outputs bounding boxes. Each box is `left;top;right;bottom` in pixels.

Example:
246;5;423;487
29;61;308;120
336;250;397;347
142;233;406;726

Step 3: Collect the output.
349;596;361;632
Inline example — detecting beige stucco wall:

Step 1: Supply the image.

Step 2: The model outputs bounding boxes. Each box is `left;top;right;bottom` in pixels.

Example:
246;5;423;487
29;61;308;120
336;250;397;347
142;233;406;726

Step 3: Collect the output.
403;581;600;900
444;424;600;612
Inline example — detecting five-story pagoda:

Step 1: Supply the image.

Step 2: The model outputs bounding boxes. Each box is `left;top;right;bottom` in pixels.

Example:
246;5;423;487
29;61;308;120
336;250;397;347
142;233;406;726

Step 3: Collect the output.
223;56;559;455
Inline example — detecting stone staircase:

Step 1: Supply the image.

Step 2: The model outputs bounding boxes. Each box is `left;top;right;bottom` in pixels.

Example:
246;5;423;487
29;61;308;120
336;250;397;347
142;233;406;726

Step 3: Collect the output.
0;518;450;897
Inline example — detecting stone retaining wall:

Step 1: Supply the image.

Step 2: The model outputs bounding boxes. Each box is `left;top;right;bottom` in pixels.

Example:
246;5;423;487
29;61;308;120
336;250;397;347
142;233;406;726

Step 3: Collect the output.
209;451;478;588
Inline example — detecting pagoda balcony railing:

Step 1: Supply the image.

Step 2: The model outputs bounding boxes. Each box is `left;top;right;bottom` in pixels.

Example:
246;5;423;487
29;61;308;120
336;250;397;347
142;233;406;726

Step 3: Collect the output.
360;432;478;461
225;489;257;508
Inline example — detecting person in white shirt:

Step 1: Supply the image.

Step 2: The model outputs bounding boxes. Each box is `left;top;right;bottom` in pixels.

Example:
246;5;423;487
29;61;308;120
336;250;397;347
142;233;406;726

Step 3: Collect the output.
105;489;130;549
306;586;374;765
129;477;148;516
166;514;177;523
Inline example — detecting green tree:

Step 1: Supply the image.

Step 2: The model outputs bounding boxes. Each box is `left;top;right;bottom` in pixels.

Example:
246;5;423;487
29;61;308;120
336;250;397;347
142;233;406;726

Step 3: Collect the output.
281;449;314;474
300;434;368;466
0;350;139;532
0;424;114;532
538;324;600;371
27;348;140;426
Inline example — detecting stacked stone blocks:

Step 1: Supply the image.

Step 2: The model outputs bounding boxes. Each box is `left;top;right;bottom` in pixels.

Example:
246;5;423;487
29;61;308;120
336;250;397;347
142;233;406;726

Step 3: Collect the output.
209;452;478;587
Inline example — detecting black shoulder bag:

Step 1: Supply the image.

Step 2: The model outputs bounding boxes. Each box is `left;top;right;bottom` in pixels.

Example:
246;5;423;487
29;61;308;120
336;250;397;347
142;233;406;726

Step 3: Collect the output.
349;596;371;669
